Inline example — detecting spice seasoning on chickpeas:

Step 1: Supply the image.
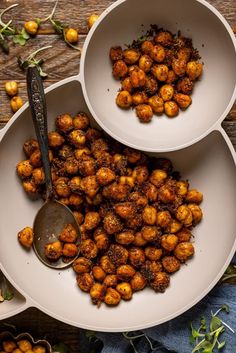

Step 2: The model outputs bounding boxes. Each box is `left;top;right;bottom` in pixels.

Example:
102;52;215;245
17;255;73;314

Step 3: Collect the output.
16;112;203;307
110;26;203;122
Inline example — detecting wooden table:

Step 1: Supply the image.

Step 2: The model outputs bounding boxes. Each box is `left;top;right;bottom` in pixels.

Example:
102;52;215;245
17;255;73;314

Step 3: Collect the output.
0;0;235;352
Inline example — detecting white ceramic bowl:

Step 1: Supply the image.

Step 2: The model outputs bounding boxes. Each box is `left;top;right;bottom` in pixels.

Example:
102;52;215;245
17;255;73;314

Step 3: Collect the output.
81;0;236;152
0;78;236;332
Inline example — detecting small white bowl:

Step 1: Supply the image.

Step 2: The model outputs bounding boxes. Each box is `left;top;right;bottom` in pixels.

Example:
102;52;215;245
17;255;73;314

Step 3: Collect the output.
81;0;236;152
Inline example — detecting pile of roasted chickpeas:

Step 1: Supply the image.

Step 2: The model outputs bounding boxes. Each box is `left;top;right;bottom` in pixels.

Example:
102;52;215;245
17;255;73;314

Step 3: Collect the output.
110;27;203;122
0;338;47;353
16;112;203;307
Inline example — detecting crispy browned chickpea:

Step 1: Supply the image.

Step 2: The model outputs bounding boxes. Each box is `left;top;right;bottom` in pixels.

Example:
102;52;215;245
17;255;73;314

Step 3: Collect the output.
162;256;181;273
166;220;182;233
80;175;99;198
186;61;203;80
166;70;178;84
73;257;92;274
45;241;62;261
125;213;143;229
177;47;192;62
13;349;24;353
115;230;135;245
150;271;170;292
62;243;78;257
32;167;45;185
103;274;118;287
164;101;179;117
104;287;121;306
32;346;46;353
86;128;102;142
18;226;34;248
160;84;174;101
150;44;166;62
142;205;157;225
116;90;133;109
48;131;65;149
153;157;173;173
73;112;90;130
68;176;81;194
136;104;153;123
148;95;164;114
55;177;71;198
172;59;187;77
107;244;129;267
121;77;133;93
92;266;106;282
112;60;128;79
100;255;116;274
10;96;23;112
159;182;176;203
188;203;203;224
130;272;147;291
156;211;172;228
176;77;193;94
56;114;73;133
64;157;78;175
119;176;135;187
128;65;139;74
132;165;149;185
90;283;106;305
116;282;132;300
110;46;123;61
103;182;130;201
123;49;140;64
176;180;189;197
103;211;123;234
77;273;94;292
123;147;141;164
80;239;98;259
154;31;173;46
132;91;148;105
69;193;83;207
150;169;167;187
144;75;158;95
16;160;33;179
141;226;160;243
59;223;78;243
17;340;32;352
22;179;38;194
84;212;100;230
130;68;146;88
72;211;84;226
176;228;192;242
23;139;39;157
174;93;192;109
77;154;95;176
129;247;145;268
68;129;86;147
5;80;18;96
74;147;91;160
133;231;147;246
144;246;162;261
29;149;42;167
140;260;162;282
91;138;109;156
114;202;137;220
96;167;116;186
161;234;178;251
139;54;153;72
151;64;169;81
185;189;203;204
117;264;136;281
176;205;193;227
174;241;194;262
141;40;154;55
129;192;148;209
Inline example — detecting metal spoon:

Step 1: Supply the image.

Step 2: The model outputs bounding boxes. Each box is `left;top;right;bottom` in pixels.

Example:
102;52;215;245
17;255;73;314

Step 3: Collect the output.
27;66;80;269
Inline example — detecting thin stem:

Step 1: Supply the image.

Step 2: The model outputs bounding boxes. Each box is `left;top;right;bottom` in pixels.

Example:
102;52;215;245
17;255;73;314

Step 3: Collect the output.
26;45;52;61
41;0;59;22
222;274;236;281
0;4;18;32
0;20;12;34
122;332;145;340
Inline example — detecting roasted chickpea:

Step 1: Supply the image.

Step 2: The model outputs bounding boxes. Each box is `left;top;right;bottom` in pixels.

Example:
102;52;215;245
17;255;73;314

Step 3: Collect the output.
73;112;90;130
150;271;170;292
100;255;116;274
32;346;46;353
154;31;173;46
172;59;187;77
121;77;133;93
10;96;23;112
116;90;133;109
68;129;86;147
125;213;143;229
77;154;95;176
176;228;192;242
133;231;147;246
29;149;44;167
176;77;193;94
177;47;192;62
64;157;78;175
23;139;39;157
103;182;130;201
16;160;33;179
166;70;178;84
130;68;146;88
48;131;65;149
151;64;169;81
156;211;172;228
136;104;153;123
119;176;135;187
148;95;164;114
5;81;18;96
80;239;98;259
131;165;149;185
144;75;158;95
130;272;146;291
176;204;193;227
72;211;84;226
139;54;153;72
161;234;178;252
174;93;192;109
32;167;45;185
114;202;137;220
65;28;79;43
150;169;167;187
174;241;194;262
103;211;123;234
132;91;148;105
59;223;78;243
17;226;34;249
24;20;38;35
142;183;158;202
141;225;160;243
13;349;25;353
115;230;135;245
164;101;179;117
68;176;82;193
116;282;132;300
103;274;118;287
92;266;106;282
117;264;136;281
63;243;78;257
129;192;148;209
142;205;157;225
56;114;73;133
162;256;181;273
73;257;92;274
176;180;189;197
140;260;162;282
88;13;99;29
186;61;203;80
90;283;106;305
110;46;123;61
84;212;100;230
123;49;140;64
22;179;38;194
159;84;174;101
185;189;203;204
104;287;121;306
153;158;173;173
77;273;94;292
17;340;32;352
145;246;162;261
55;177;71;198
188;203;203;224
44;241;62;261
112;60;128;79
159;181;177;203
80;175;99;198
141;40;154;55
128;64;139;74
74;147;91;160
150;44;166;62
96;167;116;186
129;247;145;268
166;220;182;233
107;244;129;267
86;128;102;142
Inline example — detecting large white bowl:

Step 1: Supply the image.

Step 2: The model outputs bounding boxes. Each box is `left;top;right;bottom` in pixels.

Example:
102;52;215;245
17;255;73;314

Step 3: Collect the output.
81;0;236;152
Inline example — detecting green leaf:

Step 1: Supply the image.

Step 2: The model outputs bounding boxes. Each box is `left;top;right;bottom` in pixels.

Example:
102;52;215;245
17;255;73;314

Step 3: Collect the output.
13;35;26;45
221;304;230;313
35;18;42;25
85;330;96;340
3;290;14;301
210;316;221;332
52;342;70;353
21;28;30;40
205;333;212;342
0;37;9;53
200;317;207;331
218;340;225;349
